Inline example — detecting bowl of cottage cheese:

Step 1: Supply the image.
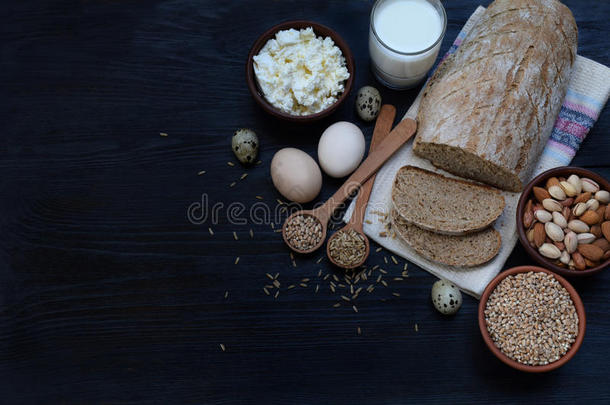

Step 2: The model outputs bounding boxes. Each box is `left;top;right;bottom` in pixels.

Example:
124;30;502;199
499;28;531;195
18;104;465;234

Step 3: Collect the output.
246;21;354;122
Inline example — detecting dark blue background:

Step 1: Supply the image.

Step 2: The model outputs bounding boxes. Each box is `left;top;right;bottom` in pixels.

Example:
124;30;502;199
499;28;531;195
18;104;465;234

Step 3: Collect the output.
2;0;609;403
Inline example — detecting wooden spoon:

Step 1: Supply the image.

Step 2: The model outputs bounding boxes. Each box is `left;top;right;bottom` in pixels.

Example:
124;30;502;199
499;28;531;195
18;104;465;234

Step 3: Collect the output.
282;116;417;254
326;105;396;268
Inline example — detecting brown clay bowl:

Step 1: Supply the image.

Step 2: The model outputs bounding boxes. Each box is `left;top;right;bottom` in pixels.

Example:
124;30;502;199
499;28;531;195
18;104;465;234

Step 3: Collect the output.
516;166;610;277
246;20;355;123
478;265;586;372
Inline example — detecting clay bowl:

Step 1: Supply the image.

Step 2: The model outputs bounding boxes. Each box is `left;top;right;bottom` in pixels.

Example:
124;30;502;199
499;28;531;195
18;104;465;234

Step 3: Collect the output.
478;265;586;372
516;166;610;277
246;20;355;123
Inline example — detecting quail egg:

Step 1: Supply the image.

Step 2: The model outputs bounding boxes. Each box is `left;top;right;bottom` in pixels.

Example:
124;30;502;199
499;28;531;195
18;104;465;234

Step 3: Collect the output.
232;128;259;164
431;279;462;315
355;86;381;122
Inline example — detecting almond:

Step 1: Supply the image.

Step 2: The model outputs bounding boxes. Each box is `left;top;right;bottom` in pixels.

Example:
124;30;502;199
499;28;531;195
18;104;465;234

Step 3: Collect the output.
591;224;602;238
584;258;599;267
572;252;586;270
574;192;592;205
604;250;610;260
546;177;560;189
596;206;606;224
526;228;535;243
523;199;534;228
560;197;574;207
533;186;551;202
602;221;610;242
533;222;546;248
592;238;610;252
554;241;565;251
581;178;600;193
563;206;571;221
606;204;610;220
580;210;600;225
577;244;604;261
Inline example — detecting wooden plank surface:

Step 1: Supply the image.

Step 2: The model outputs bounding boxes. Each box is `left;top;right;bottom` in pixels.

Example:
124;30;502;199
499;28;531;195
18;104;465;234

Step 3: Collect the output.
1;0;609;403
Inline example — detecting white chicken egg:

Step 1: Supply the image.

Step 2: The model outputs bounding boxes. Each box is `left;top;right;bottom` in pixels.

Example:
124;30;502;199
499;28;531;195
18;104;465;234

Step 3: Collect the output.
317;121;365;178
271;148;322;203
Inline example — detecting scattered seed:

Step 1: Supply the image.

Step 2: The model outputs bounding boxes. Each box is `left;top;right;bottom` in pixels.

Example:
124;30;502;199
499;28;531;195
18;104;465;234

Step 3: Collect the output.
249;229;254;238
415;324;419;332
381;280;388;287
379;232;387;237
391;256;398;265
316;257;323;264
159;132;168;137
227;162;235;167
352;305;358;313
234;257;240;264
299;283;307;288
376;247;382;252
274;290;279;299
333;303;341;308
224;291;229;299
256;160;262;165
229;182;236;187
365;220;372;224
263;288;270;296
379;269;387;274
266;273;273;280
233;232;238;240
341;295;351;302
208;227;214;236
384;257;388;264
357;327;361;335
255;195;264;200
392;292;400;297
317;269;322;277
393;277;403;281
315;285;319;293
240;173;248;180
197;170;206;175
219;343;226;351
273;280;280;288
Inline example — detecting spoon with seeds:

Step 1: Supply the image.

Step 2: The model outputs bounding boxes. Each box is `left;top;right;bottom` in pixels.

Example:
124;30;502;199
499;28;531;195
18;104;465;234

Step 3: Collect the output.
326;105;396;268
282;112;417;254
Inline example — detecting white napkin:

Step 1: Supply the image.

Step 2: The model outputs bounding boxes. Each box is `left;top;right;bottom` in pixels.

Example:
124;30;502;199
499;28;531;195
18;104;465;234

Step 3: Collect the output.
345;6;610;298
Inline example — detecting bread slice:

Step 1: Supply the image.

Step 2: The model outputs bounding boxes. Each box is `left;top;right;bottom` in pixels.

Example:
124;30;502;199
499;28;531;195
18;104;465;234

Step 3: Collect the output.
391;166;505;235
390;209;501;267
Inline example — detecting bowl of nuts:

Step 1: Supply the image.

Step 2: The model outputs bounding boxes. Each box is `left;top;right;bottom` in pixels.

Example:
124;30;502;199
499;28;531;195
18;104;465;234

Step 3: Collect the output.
479;265;586;372
517;167;610;277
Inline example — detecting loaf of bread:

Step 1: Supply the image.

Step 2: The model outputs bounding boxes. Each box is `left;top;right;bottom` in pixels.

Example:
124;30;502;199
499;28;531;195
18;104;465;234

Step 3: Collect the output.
414;0;577;191
392;166;505;235
391;209;501;267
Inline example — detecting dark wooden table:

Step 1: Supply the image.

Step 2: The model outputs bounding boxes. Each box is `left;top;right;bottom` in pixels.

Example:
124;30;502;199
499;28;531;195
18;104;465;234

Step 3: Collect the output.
2;0;609;403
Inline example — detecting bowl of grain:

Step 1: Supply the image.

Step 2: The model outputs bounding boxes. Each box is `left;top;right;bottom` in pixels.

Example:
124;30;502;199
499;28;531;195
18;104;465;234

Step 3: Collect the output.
246;20;355;123
516;166;610;277
478;265;586;372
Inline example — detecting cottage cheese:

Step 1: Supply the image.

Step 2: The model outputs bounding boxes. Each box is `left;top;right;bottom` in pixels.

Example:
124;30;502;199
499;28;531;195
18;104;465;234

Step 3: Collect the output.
253;27;350;116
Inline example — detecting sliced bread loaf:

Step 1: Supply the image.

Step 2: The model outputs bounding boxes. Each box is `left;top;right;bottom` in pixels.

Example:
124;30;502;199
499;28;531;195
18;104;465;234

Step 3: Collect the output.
390;209;501;267
391;166;505;235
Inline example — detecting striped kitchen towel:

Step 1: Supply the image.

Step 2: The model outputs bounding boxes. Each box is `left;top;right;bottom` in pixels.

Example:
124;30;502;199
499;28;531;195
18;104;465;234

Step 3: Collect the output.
345;6;610;298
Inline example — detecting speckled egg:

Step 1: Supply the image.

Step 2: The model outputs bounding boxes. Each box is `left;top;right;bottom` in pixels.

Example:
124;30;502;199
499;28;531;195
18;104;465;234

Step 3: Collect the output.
431;280;462;315
355;86;381;122
232;128;259;165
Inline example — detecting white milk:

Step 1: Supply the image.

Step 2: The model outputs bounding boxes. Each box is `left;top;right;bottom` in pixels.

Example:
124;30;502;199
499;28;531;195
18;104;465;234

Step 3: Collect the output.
369;0;446;89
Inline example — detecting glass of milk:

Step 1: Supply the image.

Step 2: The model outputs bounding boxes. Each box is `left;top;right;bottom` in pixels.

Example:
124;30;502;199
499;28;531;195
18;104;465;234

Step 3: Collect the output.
369;0;447;89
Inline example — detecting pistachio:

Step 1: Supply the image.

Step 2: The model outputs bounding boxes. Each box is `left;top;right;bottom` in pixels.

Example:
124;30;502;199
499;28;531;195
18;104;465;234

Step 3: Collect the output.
559;181;577;197
567;174;582;194
586;198;599;211
534;209;552;223
564;231;578;254
548;185;566;200
572;202;587;217
577;233;596;245
538;243;561;259
568;219;590;234
545;222;564;242
595;190;610;204
581;178;600;193
542;198;562;212
552;211;568;228
560;250;571;265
